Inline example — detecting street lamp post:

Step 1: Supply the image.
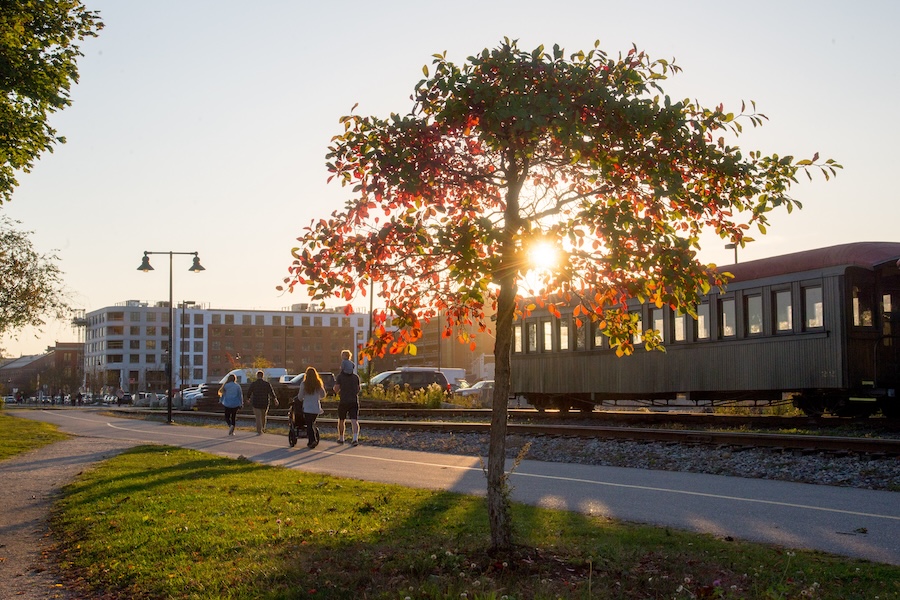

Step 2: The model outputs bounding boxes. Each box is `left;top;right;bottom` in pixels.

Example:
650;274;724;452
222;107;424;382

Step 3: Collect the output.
137;251;205;423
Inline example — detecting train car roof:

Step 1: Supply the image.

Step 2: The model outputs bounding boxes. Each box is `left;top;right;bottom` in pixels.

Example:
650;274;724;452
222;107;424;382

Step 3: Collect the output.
723;242;900;282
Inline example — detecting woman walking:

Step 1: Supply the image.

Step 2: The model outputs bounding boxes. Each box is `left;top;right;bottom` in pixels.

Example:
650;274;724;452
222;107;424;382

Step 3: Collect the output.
218;373;244;435
298;366;326;448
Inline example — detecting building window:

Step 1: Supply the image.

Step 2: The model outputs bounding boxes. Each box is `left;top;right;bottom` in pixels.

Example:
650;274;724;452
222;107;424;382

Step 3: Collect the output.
193;355;203;366
130;312;141;322
286;316;294;326
146;326;157;336
212;314;221;325
193;341;203;352
313;316;322;327
273;315;282;326
745;294;763;335
255;315;264;325
129;354;140;363
256;328;264;337
803;286;823;329
130;340;140;350
147;312;157;322
225;314;234;325
130;326;140;336
146;340;156;350
193;368;203;379
242;315;251;325
719;298;735;338
774;290;792;332
194;327;203;338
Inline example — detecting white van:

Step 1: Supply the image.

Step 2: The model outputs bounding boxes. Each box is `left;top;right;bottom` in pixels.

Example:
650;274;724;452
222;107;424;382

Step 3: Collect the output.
217;368;287;384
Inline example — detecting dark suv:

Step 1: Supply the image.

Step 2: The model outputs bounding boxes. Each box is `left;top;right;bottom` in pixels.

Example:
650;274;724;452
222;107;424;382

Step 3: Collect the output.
368;369;450;392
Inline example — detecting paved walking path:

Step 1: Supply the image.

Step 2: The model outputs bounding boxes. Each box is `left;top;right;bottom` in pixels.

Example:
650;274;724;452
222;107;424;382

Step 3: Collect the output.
4;407;900;590
0;435;139;599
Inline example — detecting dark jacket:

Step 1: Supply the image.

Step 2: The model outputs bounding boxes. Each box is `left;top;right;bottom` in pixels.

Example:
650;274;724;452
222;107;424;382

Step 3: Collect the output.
246;378;276;409
336;371;360;404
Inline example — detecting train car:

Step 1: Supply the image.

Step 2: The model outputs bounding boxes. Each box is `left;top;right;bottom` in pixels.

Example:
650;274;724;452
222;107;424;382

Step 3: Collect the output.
510;242;900;418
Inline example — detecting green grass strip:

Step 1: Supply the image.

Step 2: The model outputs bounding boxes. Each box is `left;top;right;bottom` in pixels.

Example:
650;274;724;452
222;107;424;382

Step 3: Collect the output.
50;445;900;600
0;411;70;460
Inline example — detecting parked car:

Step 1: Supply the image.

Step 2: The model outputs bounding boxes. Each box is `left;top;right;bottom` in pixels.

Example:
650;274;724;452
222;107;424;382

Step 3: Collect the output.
366;369;451;393
455;379;494;406
283;371;336;396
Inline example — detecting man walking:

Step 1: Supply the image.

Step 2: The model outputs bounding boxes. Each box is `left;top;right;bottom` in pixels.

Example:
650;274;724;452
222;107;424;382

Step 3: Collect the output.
334;366;361;446
246;370;276;435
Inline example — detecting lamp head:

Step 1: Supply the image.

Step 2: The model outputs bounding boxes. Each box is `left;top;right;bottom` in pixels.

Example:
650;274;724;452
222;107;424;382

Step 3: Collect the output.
137;253;154;272
189;255;205;272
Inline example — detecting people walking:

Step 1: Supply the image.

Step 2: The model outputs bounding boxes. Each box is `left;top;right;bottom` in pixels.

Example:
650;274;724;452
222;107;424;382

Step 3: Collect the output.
218;373;244;435
298;366;326;448
246;370;276;435
334;364;361;446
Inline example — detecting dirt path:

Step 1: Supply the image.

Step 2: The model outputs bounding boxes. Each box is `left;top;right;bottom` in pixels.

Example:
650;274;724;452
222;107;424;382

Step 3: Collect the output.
0;437;139;599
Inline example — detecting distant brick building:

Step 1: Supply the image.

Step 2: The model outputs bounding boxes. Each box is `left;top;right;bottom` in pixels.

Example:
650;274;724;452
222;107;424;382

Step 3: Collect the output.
82;301;370;395
0;342;84;400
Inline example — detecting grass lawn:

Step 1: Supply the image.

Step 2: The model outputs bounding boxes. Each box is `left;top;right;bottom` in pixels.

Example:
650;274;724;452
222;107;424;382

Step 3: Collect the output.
0;411;69;460
2;411;898;599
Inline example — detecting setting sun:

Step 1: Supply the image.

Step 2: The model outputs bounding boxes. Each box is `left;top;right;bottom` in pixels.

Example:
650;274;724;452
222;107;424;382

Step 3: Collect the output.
528;241;560;271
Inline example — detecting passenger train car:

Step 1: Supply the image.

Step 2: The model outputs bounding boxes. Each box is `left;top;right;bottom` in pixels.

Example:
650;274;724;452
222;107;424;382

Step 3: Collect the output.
509;242;900;418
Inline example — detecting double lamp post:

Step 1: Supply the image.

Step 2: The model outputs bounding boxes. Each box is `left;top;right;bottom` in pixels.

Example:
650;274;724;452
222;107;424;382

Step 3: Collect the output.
137;251;205;423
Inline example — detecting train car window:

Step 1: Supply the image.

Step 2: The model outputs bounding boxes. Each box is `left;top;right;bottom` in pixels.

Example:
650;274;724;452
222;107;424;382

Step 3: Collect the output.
719;298;736;338
852;286;874;327
673;310;686;342
541;320;553;352
513;324;523;353
802;286;824;330
882;294;893;346
774;290;793;332
745;294;763;335
696;303;710;339
558;319;570;351
651;308;664;342
591;319;604;349
526;321;538;352
632;311;644;345
574;322;587;350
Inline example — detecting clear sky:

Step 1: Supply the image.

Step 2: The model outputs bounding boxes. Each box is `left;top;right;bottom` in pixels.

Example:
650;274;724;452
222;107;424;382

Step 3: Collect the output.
2;0;897;356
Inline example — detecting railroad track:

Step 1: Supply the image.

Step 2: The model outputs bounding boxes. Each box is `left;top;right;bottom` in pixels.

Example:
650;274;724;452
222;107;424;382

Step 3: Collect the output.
133;408;900;457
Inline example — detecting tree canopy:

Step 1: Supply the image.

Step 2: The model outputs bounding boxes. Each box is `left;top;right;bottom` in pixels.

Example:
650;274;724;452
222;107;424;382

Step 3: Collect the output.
0;215;70;337
281;39;838;549
0;0;103;204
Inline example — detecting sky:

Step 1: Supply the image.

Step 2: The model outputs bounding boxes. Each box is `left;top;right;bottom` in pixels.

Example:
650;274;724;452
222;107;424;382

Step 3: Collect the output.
2;0;898;356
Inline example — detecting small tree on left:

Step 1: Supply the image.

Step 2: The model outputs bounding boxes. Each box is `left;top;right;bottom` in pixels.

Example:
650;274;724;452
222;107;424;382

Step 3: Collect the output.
0;215;69;337
0;0;103;204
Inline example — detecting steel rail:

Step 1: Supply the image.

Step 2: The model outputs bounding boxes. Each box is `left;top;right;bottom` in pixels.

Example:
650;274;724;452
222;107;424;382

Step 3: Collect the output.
146;409;900;456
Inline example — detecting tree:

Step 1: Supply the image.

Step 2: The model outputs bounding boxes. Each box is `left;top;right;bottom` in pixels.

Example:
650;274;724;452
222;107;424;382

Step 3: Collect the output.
281;40;839;551
0;0;103;204
0;215;70;337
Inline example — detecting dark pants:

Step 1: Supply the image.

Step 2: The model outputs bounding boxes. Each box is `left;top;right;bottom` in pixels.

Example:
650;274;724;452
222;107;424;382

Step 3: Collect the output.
224;406;239;428
304;412;319;446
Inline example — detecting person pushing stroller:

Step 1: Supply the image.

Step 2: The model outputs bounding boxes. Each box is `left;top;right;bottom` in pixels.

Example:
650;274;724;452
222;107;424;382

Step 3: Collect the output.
292;366;326;448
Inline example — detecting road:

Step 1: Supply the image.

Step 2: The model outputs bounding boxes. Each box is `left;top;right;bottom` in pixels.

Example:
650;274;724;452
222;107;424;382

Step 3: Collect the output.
11;407;900;566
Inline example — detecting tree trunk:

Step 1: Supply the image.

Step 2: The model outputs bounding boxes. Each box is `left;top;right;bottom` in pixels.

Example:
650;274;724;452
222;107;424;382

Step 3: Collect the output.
486;266;517;550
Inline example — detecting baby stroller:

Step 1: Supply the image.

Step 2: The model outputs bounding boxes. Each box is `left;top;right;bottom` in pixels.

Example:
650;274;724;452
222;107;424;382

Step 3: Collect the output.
287;397;305;448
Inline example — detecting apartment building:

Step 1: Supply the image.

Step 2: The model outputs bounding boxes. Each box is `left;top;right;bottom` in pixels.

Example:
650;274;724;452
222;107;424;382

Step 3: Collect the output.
84;301;369;395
